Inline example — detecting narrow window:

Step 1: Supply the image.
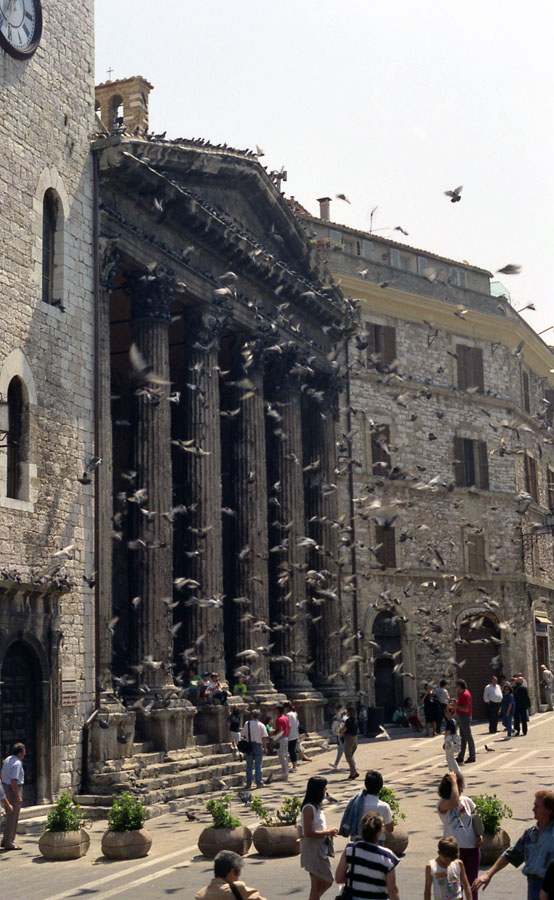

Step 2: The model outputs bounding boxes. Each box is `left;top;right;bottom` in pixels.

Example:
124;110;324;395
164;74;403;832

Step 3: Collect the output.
466;532;486;573
453;437;489;489
42;190;58;304
367;324;397;368
548;468;554;511
375;525;396;569
456;345;484;392
524;454;539;503
7;378;24;499
371;424;391;476
522;370;530;413
545;390;554;427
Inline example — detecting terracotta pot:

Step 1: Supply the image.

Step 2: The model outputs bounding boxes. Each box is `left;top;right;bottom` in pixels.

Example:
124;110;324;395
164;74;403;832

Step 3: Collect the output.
101;827;152;860
38;828;90;860
252;824;301;857
480;829;510;866
197;826;252;859
384;825;409;857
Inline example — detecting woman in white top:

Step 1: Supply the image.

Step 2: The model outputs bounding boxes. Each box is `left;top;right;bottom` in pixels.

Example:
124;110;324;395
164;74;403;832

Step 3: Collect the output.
300;776;338;900
437;773;481;900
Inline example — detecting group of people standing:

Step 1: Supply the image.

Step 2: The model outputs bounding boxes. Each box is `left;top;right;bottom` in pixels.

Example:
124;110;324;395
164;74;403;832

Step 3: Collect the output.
483;673;531;738
237;702;310;790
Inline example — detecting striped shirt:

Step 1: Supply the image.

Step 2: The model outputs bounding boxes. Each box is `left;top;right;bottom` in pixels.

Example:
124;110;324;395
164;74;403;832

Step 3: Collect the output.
345;840;399;899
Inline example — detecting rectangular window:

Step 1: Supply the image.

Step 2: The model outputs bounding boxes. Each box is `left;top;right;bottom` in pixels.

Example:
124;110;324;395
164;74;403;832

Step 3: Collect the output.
389;248;400;268
417;256;428;276
449;267;467;288
545;390;554;427
456;345;484;392
367;323;397;367
466;532;486;574
522;370;530;413
453;436;489;489
524;454;539;503
371;424;391;476
329;229;342;245
375;525;396;569
361;239;373;258
548;468;554;512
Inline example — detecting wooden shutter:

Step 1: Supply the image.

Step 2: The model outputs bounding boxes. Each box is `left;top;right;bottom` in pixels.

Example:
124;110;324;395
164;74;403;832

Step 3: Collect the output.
471;348;484;393
453;436;465;486
383;326;397;366
467;533;486;574
456;345;469;389
525;454;538;502
545;390;554;427
522;371;530;413
548;468;554;511
478;441;489;490
375;525;397;568
371;424;391;475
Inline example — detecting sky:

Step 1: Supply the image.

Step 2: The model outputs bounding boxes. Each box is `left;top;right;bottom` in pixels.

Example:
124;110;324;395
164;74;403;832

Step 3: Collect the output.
95;0;554;342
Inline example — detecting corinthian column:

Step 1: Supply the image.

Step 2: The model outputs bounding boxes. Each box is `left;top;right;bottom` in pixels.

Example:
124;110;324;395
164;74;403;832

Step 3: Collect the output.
179;308;226;677
127;264;175;689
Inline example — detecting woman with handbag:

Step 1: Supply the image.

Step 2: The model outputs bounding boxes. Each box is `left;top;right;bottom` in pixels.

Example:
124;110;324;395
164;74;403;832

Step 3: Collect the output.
300;776;338;900
335;812;400;899
437;773;482;900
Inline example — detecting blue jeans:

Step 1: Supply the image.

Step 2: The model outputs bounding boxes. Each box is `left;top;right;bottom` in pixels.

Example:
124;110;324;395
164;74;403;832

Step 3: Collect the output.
527;877;542;900
246;744;264;787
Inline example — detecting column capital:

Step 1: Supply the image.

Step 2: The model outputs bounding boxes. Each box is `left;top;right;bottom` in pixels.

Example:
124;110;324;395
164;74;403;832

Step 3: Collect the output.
126;264;175;321
187;307;230;350
99;240;121;291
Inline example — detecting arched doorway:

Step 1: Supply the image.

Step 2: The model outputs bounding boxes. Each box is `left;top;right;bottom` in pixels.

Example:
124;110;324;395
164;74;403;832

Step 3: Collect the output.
456;615;501;720
372;612;402;721
1;642;40;804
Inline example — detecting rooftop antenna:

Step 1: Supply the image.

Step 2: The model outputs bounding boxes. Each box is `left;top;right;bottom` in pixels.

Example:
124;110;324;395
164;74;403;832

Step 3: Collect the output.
369;206;378;233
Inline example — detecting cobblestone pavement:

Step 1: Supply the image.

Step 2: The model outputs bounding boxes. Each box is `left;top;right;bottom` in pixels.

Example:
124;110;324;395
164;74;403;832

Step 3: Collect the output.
3;712;554;899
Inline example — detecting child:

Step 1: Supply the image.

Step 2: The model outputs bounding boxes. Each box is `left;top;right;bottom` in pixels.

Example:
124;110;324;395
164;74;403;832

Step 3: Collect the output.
443;704;461;774
228;707;242;753
424;836;472;900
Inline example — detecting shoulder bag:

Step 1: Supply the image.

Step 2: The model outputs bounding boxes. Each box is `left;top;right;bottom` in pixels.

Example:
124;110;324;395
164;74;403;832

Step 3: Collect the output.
229;883;245;900
335;842;356;900
237;721;253;755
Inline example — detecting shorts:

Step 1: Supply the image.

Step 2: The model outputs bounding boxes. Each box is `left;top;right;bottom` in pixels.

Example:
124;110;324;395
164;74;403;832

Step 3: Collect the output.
230;731;240;743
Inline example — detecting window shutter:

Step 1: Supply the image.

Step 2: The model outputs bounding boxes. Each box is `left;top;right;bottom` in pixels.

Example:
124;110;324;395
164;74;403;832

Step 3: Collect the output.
453;436;465;486
389;248;400;268
371;425;391;475
522;371;530;413
383;327;397;366
383;527;396;568
525;454;538;502
456;345;469;389
548;468;554;511
478;441;489;490
471;348;484;393
545;389;554;426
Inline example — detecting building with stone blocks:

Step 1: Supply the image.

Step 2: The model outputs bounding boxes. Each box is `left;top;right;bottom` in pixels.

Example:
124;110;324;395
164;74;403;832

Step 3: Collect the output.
299;198;554;721
87;78;356;772
0;2;96;800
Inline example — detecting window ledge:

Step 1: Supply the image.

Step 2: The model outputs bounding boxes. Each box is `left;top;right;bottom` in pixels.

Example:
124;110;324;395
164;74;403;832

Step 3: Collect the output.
0;496;34;512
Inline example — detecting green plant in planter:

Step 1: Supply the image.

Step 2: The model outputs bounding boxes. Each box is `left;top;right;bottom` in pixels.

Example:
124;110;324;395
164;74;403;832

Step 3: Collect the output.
378;786;406;826
45;793;89;832
205;794;241;829
107;791;147;832
251;796;302;827
472;794;513;836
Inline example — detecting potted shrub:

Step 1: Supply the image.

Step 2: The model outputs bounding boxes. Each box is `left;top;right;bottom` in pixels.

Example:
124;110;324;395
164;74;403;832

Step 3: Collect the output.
472;793;512;865
379;786;409;856
38;792;91;860
250;796;302;857
101;791;152;860
198;794;252;858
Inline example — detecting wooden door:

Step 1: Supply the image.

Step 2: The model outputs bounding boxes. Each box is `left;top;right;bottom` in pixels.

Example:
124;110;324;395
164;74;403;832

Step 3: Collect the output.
1;643;38;804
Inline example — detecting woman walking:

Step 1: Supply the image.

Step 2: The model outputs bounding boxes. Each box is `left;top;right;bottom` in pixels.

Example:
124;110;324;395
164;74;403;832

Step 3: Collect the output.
340;707;359;779
501;683;514;739
436;772;482;900
335;812;400;900
300;776;338;900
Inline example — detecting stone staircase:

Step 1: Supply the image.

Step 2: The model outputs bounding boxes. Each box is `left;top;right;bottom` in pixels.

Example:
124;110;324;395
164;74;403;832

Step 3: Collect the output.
73;733;328;821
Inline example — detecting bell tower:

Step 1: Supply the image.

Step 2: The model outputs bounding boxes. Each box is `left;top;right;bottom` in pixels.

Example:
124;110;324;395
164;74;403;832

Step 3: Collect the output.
95;75;154;134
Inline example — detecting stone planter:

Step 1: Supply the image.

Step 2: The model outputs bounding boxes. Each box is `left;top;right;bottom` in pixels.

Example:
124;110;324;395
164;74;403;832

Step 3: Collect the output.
384;825;409;857
38;829;90;860
197;826;252;859
252;824;300;857
480;829;510;866
101;828;152;860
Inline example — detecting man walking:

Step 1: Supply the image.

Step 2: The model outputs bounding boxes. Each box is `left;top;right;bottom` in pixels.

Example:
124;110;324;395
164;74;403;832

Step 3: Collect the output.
473;791;554;899
483;675;502;733
284;701;300;773
1;742;25;851
514;676;531;736
540;665;553;711
273;705;291;782
240;710;267;790
455;679;476;765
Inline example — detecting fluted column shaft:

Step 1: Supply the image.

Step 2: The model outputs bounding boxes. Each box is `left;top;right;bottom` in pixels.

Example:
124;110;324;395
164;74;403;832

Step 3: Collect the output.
181;310;225;677
128;266;175;689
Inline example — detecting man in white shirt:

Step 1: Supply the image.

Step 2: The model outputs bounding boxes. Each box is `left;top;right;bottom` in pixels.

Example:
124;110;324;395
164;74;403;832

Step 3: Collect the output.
240;710;268;790
483;676;503;733
284;701;300;772
541;665;554;711
339;770;394;844
1;742;25;851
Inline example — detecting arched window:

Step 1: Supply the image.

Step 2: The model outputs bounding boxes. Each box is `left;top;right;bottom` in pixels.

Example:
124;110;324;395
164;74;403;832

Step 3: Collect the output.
7;377;26;499
109;94;124;131
42;190;58;305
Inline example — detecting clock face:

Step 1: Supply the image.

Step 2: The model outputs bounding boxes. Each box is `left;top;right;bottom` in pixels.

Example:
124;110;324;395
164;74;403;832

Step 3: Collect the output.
0;0;42;59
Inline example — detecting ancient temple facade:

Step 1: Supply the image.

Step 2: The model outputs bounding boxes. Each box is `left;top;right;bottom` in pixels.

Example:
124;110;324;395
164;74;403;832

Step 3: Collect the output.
89;78;355;761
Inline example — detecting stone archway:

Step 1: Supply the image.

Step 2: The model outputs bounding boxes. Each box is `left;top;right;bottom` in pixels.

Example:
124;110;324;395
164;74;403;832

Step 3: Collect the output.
455;612;501;720
1;641;42;804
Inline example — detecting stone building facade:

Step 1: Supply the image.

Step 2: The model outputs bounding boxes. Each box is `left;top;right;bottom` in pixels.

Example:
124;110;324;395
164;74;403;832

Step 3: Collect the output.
300;199;554;720
0;2;96;799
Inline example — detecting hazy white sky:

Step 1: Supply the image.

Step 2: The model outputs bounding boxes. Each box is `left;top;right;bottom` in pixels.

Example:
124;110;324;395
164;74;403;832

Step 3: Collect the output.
95;0;554;340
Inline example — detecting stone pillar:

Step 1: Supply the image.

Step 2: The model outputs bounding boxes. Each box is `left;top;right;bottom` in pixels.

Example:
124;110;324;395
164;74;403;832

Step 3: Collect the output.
267;358;324;727
180;308;227;677
230;340;278;701
126;264;195;749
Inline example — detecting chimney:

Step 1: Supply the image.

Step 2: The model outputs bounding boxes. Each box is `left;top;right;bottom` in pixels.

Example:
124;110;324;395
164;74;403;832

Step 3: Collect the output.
95;75;154;134
317;197;332;221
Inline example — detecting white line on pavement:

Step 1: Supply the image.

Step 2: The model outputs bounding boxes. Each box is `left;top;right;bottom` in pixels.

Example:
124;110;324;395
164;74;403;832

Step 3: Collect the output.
495;749;540;771
72;857;195;900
